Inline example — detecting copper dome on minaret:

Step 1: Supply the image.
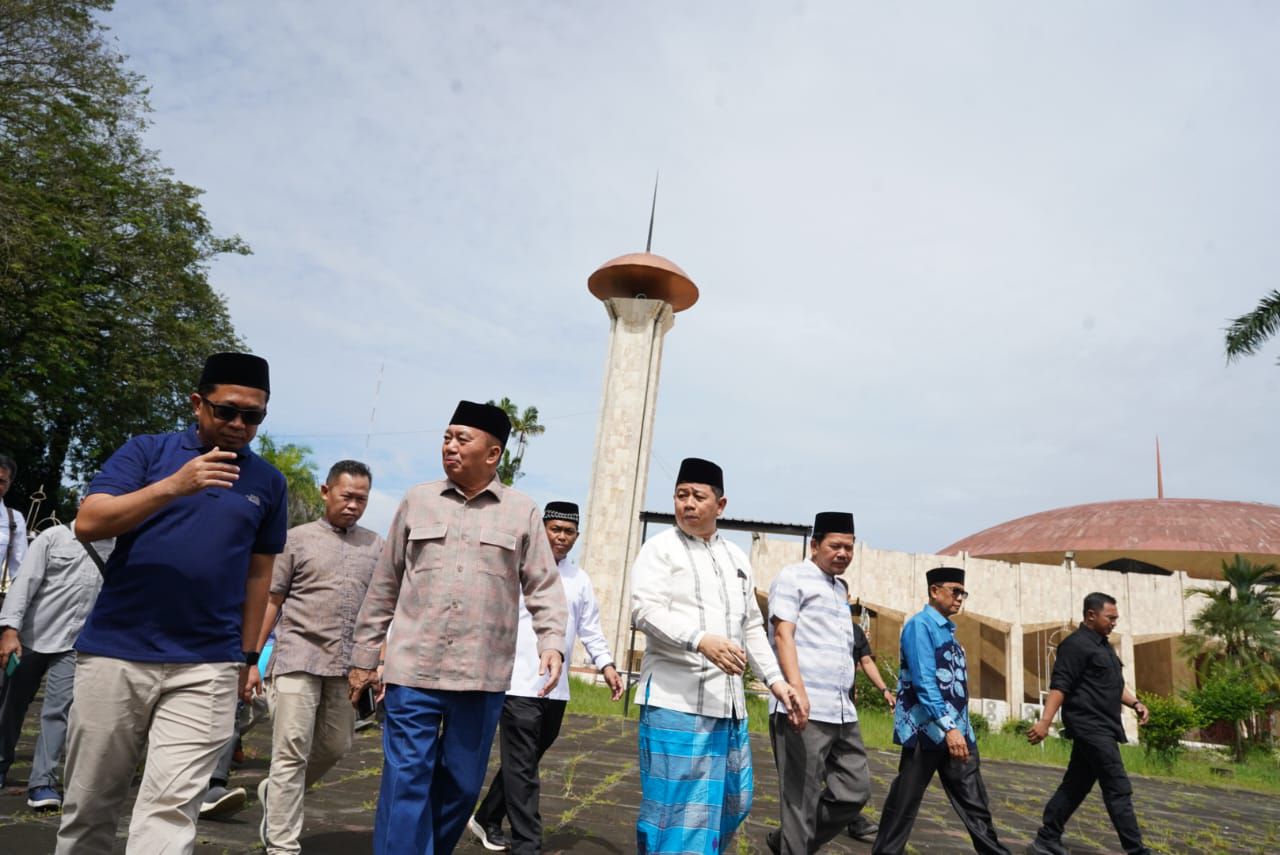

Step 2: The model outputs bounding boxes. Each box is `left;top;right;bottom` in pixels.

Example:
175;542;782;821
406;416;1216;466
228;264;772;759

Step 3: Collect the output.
587;252;699;313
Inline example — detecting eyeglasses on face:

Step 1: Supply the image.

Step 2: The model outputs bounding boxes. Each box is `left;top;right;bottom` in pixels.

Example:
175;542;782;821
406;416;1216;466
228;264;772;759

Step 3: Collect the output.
200;395;267;426
942;585;969;600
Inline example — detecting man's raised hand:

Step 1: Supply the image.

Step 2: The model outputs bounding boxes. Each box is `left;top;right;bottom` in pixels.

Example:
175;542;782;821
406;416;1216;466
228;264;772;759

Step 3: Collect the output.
167;447;239;496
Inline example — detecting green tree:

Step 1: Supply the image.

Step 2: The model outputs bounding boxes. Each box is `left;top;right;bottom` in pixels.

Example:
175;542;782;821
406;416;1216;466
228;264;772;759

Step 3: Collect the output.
1225;290;1280;364
1187;671;1267;762
1137;691;1202;765
256;434;322;527
485;397;545;485
0;0;248;518
1180;556;1280;687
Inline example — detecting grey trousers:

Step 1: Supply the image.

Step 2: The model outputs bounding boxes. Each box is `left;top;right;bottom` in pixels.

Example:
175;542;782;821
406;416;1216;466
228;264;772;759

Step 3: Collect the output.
0;648;77;789
770;713;871;854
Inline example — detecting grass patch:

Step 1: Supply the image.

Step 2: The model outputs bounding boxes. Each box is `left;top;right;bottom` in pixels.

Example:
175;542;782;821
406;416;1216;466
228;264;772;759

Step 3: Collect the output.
570;677;1280;793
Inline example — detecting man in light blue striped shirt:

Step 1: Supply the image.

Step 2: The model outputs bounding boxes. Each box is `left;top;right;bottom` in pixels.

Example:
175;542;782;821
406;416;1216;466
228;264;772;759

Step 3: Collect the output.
766;511;872;855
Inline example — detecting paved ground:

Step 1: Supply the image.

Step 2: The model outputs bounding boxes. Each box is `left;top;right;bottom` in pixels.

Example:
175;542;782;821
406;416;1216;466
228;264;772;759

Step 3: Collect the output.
4;701;1280;854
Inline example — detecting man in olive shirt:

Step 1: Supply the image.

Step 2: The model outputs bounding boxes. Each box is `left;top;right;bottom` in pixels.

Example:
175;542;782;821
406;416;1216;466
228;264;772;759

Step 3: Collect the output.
348;400;567;855
1027;592;1151;855
252;459;384;853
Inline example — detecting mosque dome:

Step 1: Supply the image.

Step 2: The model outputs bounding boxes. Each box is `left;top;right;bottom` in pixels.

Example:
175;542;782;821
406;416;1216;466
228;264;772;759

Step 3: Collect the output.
588;252;699;312
939;498;1280;579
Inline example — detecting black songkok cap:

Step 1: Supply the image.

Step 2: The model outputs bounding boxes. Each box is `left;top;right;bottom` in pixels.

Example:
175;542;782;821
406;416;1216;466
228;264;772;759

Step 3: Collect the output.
544;501;579;523
676;457;723;492
450;400;512;447
813;511;855;538
926;566;966;587
200;352;270;393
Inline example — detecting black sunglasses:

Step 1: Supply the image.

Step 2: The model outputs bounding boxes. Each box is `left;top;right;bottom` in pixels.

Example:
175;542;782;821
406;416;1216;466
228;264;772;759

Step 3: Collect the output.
200;395;267;426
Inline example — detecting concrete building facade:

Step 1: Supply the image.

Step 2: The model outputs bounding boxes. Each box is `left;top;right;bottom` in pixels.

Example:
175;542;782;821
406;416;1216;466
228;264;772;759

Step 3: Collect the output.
749;535;1217;738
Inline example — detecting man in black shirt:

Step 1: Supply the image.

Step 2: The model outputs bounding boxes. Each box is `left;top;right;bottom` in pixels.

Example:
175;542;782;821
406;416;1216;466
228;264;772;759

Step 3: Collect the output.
1026;592;1151;855
846;618;894;843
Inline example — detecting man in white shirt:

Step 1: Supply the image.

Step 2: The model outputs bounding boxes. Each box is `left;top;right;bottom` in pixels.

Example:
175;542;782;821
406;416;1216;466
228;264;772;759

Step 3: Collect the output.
470;501;622;855
0;454;29;588
631;457;806;855
0;520;112;803
767;511;873;854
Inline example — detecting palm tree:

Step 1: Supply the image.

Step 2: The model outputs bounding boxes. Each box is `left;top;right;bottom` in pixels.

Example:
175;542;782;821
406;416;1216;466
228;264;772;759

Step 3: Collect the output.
1181;555;1280;686
257;433;324;526
1225;290;1280;364
486;398;545;485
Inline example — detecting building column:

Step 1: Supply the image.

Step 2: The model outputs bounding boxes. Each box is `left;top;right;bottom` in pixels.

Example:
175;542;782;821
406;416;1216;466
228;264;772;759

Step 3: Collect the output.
1117;631;1138;742
1007;621;1024;721
577;297;675;663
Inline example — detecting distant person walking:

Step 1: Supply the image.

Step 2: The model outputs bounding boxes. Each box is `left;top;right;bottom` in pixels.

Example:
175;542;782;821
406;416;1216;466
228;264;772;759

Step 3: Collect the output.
55;352;287;855
0;520;112;806
871;566;1009;855
252;459;385;853
0;454;28;589
470;500;623;854
846;610;893;843
1026;592;1151;855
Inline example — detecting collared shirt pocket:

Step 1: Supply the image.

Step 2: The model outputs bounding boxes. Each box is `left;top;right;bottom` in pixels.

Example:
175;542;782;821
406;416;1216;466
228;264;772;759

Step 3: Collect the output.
407;523;448;573
477;528;517;577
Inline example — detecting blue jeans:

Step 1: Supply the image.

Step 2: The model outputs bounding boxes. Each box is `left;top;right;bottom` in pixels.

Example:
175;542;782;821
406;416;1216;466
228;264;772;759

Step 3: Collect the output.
374;685;504;855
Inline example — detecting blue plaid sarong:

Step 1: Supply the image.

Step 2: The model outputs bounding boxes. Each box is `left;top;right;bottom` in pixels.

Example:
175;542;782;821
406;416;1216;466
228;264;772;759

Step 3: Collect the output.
637;705;754;854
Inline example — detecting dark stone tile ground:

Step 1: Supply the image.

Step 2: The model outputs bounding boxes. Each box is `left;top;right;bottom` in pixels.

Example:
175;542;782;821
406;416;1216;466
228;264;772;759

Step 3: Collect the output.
3;698;1280;853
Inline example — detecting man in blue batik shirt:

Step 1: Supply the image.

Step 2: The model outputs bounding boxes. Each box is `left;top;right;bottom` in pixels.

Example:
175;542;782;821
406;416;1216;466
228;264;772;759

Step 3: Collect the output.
871;567;1009;855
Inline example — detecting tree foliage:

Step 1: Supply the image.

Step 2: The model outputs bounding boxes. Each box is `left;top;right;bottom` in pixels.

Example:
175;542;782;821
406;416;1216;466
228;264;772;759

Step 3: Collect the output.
1181;556;1280;688
1187;671;1267;762
1137;691;1202;765
0;0;247;517
1225;290;1280;365
486;397;545;486
256;433;321;528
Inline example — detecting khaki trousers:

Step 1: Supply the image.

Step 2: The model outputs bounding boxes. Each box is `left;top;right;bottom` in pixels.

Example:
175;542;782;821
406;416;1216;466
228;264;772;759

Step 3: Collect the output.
55;654;239;855
264;671;356;853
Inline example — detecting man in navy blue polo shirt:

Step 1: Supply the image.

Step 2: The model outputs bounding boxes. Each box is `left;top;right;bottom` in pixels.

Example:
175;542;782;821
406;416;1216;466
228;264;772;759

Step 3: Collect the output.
55;352;288;855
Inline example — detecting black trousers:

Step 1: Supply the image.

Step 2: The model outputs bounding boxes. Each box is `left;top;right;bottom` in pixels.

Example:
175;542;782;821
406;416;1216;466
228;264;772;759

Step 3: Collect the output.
1037;733;1149;854
871;745;1010;855
474;695;567;855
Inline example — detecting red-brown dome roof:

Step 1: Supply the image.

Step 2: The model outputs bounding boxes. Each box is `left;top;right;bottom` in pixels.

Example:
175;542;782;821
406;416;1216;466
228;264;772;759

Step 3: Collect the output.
939;498;1280;579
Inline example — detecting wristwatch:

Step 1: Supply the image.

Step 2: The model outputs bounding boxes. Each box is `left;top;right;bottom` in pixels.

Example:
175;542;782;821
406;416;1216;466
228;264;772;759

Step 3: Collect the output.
243;650;260;667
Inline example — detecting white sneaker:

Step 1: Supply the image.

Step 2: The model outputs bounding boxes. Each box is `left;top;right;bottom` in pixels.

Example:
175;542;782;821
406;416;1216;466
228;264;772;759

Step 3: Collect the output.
199;785;246;819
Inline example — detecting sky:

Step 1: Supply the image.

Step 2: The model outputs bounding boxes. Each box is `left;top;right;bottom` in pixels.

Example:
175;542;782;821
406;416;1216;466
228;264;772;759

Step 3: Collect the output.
103;2;1280;554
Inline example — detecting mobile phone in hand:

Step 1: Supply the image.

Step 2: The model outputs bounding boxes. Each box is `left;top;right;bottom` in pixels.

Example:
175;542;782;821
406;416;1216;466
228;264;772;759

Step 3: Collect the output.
4;652;19;678
356;686;377;720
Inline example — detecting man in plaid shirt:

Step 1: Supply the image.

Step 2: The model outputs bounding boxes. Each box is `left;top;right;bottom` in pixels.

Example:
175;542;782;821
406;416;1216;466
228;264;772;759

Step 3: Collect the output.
348;400;567;855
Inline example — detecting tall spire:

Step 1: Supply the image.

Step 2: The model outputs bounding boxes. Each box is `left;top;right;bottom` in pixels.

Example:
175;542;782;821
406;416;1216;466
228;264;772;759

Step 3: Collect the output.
1156;435;1164;499
645;171;659;252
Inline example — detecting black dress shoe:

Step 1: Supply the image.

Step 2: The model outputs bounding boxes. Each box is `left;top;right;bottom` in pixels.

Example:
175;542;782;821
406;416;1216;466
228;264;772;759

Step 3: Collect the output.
1026;836;1068;855
847;815;879;842
469;816;510;851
